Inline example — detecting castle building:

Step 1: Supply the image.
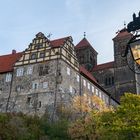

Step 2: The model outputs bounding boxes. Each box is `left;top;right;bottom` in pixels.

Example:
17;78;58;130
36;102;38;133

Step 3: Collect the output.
75;28;140;101
0;32;118;115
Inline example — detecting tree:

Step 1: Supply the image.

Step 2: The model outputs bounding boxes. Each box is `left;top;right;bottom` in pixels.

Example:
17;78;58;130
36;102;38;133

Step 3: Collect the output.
68;94;110;140
69;93;140;140
100;93;140;140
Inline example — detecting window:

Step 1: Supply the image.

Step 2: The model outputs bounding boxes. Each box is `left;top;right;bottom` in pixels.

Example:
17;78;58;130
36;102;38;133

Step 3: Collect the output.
16;68;24;77
27;66;33;75
38;101;41;108
16;85;22;92
32;82;39;90
88;83;90;90
105;76;114;86
27;97;31;104
102;94;105;101
69;85;73;93
39;52;45;58
5;73;12;82
92;86;94;93
30;53;37;59
105;96;109;104
39;65;49;76
99;92;102;98
95;89;98;96
67;54;71;61
83;79;86;87
37;45;43;49
67;67;70;75
76;74;80;82
43;82;48;89
68;46;72;54
0;88;2;94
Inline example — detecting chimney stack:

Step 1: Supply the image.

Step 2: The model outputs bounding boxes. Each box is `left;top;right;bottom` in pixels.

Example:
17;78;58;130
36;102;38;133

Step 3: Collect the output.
12;49;16;54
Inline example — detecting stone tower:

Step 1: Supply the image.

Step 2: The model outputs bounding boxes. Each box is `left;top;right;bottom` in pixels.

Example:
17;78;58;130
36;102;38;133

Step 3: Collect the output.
113;28;137;100
75;37;98;71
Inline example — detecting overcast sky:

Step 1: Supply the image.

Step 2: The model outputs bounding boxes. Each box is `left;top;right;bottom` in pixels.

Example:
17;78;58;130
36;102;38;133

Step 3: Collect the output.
0;0;140;64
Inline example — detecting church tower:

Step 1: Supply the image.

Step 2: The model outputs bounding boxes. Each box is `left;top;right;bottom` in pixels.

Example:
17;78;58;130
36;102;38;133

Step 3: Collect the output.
75;37;98;71
113;28;137;100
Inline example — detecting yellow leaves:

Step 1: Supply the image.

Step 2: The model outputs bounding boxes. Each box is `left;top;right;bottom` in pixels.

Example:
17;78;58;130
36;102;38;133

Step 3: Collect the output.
72;94;109;115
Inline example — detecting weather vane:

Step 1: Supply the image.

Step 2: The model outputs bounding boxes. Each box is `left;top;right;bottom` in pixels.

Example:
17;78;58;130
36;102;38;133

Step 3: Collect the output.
47;33;52;39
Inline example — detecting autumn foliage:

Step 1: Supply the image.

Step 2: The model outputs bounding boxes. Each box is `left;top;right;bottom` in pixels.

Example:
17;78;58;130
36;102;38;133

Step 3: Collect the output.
0;93;140;140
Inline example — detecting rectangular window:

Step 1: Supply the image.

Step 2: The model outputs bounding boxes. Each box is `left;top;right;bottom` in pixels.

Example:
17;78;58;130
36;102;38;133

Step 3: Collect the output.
43;82;48;89
39;52;45;58
16;68;24;77
102;94;105;101
27;97;31;105
76;74;79;82
27;66;33;75
92;86;94;93
95;89;98;96
5;73;12;82
15;85;22;92
38;101;41;108
69;85;73;93
99;92;102;98
30;53;37;59
32;82;39;90
83;79;86;87
106;96;109;104
88;83;90;90
67;67;70;75
0;88;2;94
39;65;49;76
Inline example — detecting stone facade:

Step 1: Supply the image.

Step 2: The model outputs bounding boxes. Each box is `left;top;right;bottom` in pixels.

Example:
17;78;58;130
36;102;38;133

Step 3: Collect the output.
0;33;118;116
75;28;140;101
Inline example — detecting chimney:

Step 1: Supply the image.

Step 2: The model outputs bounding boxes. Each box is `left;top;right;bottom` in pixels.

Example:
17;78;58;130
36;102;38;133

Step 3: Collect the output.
12;49;16;54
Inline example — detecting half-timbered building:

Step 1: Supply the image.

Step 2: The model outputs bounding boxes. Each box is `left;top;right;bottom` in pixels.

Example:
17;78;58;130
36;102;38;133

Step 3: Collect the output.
0;32;118;116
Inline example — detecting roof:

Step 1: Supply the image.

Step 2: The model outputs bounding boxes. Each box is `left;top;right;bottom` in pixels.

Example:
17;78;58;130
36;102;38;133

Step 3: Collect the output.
80;66;97;83
75;38;97;54
50;36;71;47
92;61;114;71
113;28;132;40
0;52;22;73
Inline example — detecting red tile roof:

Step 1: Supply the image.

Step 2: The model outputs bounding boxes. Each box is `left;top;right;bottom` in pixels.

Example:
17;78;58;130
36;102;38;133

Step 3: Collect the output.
80;66;97;83
50;36;71;47
75;38;97;54
92;61;114;71
113;28;132;40
0;52;22;73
